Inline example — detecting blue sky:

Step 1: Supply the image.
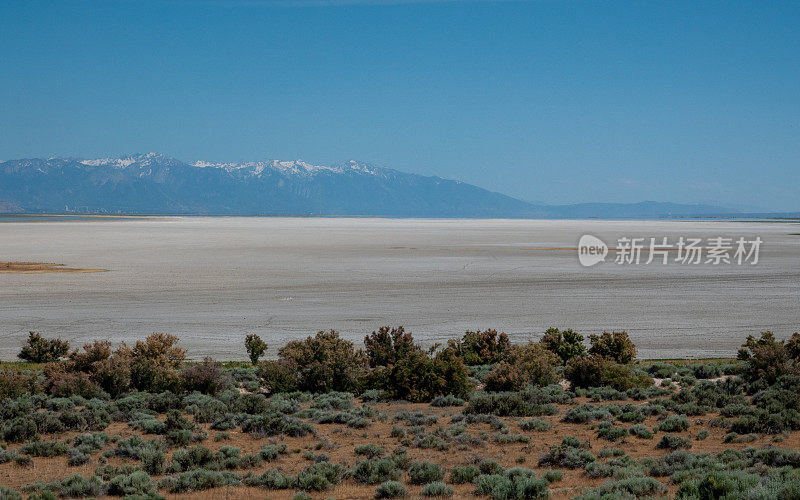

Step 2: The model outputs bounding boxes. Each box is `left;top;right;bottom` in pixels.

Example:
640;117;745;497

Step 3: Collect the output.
1;0;798;211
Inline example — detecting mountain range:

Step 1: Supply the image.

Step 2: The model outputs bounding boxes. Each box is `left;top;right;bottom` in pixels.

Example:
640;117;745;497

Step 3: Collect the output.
0;153;743;218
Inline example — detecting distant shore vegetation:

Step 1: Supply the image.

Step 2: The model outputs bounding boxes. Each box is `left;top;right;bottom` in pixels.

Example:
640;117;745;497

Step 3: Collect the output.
1;327;799;499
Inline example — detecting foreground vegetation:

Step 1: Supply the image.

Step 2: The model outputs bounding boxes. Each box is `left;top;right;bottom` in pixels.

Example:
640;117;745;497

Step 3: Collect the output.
1;327;799;499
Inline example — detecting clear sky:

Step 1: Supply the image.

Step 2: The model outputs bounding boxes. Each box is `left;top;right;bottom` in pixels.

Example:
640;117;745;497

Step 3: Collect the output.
1;0;798;211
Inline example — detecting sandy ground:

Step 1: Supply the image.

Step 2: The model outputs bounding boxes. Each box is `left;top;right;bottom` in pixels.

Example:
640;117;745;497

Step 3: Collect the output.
1;217;798;360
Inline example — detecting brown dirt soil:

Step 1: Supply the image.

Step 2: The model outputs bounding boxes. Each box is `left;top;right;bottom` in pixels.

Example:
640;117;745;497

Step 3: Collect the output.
0;261;107;273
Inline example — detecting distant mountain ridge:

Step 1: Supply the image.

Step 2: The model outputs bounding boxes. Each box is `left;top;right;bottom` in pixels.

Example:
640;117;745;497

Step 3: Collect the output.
0;154;740;218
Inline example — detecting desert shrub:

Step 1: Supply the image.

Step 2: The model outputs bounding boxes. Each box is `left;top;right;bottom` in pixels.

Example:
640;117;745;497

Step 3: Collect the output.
585;461;613;478
365;326;420;367
42;363;100;398
107;470;158;497
596;421;628;442
414;432;451;451
451;464;481;484
352;458;402;484
0;448;20;464
519;418;551;432
281;330;368;393
562;404;614;424
0;486;22;500
467;384;567;417
578;477;666;499
565;356;651;391
67;448;92;466
243;469;295;489
539;437;596;469
581;385;627;401
484;343;559;391
629;424;654;439
409;461;445;484
431;394;465;407
180;357;232;395
66;340;132;397
168;445;214;473
296;461;345;491
1;416;38;442
18;332;69;363
474;470;548;500
159;469;241;493
656;434;692;450
24;474;105;498
0;371;40;399
738;331;800;385
245;334;268;365
374;480;407;498
394;410;438;426
421;481;454;497
129;333;185;393
475;474;512;498
364;328;472;402
677;470;762;499
355;444;385;459
588;331;637;364
311;391;353;410
542;470;563;483
656;414;690;432
447;329;511;365
495;433;530;444
540;327;586;364
19;440;69;457
241;412;314;437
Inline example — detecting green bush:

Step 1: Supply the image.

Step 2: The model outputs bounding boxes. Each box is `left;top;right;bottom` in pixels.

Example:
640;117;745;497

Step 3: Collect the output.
588;331;637;364
431;394;465;407
738;331;800;385
278;330;368;393
656;433;692;450
244;334;268;365
466;387;563;417
19;440;69;457
408;461;445;484
540;327;586;364
374;480;407;498
519;418;551;432
447;329;511;365
107;471;159;497
656;414;690;432
539;437;596;469
565;356;651;391
159;469;241;493
243;469;294;489
257;360;298;393
484;343;559;391
352;458;402;484
355;444;385;458
596;421;628;442
421;481;454;497
629;424;654;439
451;464;481;484
296;461;345;491
18;332;69;363
0;486;22;500
363;328;472;402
